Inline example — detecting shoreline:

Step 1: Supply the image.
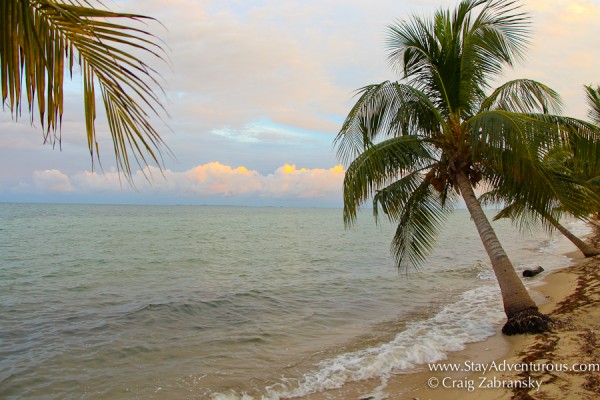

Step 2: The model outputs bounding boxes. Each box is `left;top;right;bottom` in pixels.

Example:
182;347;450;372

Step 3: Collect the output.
375;226;600;400
291;224;599;400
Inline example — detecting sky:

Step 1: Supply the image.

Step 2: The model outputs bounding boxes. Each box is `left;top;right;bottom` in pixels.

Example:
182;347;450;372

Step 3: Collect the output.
1;0;599;207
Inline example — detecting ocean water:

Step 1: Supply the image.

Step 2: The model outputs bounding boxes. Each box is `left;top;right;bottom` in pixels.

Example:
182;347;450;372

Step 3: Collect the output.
0;203;588;399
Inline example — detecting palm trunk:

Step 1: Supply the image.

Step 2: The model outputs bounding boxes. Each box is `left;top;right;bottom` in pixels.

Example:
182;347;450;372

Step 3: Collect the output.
456;172;552;335
548;217;600;257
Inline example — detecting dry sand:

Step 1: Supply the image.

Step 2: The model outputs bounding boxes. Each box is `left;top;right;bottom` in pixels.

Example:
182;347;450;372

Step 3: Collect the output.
292;225;600;400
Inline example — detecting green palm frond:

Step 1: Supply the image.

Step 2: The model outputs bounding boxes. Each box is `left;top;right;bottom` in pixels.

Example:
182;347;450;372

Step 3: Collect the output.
484;160;599;221
387;0;530;117
483;191;557;233
372;172;426;222
585;85;600;125
381;178;453;270
1;0;168;179
469;109;599;219
342;136;434;225
494;201;545;233
480;79;562;114
335;81;444;165
468;110;557;171
526;113;600;182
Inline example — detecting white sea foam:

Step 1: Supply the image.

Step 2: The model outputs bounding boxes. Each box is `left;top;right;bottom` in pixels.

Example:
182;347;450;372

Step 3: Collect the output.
210;283;505;400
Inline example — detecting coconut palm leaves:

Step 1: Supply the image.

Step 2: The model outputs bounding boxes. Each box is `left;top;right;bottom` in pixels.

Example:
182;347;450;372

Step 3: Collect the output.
586;85;600;125
335;0;599;334
483;85;600;256
1;0;168;178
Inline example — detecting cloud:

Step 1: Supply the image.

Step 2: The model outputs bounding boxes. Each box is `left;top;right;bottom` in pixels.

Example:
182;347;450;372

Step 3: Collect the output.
184;162;263;196
210;119;326;145
143;0;352;133
33;169;74;192
264;163;345;199
500;0;600;118
21;162;345;204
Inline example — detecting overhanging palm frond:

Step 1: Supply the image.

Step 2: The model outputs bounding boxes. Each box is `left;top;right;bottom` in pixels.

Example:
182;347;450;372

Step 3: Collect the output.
469;110;558;171
379;178;453;270
1;0;168;179
342;136;434;225
485;185;600;257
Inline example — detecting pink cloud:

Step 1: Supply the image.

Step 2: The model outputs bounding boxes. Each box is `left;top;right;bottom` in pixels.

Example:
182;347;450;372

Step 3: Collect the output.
33;169;74;192
25;162;346;202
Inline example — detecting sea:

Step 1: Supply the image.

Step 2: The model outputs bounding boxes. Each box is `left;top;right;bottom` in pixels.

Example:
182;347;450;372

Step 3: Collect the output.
0;203;590;399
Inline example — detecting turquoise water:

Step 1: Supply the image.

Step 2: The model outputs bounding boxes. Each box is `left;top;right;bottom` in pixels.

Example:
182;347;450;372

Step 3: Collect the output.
0;203;583;399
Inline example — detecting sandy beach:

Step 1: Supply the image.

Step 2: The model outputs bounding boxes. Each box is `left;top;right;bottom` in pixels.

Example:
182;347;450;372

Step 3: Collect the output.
293;224;600;400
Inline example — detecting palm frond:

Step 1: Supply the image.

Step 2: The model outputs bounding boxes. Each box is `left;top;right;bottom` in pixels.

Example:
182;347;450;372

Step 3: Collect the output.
381;178;453;270
585;85;600;125
387;0;531;117
480;79;562;114
1;0;169;179
485;192;556;233
335;81;444;165
469;110;600;219
342;136;434;225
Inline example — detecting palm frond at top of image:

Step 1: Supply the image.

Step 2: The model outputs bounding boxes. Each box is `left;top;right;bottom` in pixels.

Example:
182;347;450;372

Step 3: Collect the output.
0;0;170;180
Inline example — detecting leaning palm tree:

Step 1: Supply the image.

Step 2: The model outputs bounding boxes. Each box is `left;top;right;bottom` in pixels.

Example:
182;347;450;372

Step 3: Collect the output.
1;0;168;178
335;0;599;334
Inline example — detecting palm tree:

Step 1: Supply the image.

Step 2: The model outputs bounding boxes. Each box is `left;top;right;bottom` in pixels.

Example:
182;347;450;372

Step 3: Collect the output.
335;0;599;335
1;0;168;178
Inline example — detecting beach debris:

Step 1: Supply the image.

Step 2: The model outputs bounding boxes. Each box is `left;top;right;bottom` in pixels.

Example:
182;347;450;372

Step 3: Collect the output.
522;266;544;278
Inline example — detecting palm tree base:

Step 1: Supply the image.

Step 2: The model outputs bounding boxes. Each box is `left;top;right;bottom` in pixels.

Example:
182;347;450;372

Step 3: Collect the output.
583;249;600;257
502;307;554;335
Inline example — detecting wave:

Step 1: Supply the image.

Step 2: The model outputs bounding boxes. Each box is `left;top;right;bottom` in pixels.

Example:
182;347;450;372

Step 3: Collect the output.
209;282;505;400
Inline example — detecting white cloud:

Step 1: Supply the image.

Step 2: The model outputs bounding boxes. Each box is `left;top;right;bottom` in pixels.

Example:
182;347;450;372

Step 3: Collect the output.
264;163;345;199
24;162;345;203
211;121;320;144
33;169;74;192
497;0;600;118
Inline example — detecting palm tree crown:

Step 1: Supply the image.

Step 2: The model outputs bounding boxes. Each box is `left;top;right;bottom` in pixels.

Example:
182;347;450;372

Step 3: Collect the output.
335;0;599;334
1;0;168;178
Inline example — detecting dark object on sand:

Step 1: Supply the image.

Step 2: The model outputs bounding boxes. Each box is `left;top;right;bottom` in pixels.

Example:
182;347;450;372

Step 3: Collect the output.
523;266;544;277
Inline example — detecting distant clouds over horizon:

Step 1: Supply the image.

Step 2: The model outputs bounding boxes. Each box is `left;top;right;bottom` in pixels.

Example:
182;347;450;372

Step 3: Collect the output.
4;163;346;206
